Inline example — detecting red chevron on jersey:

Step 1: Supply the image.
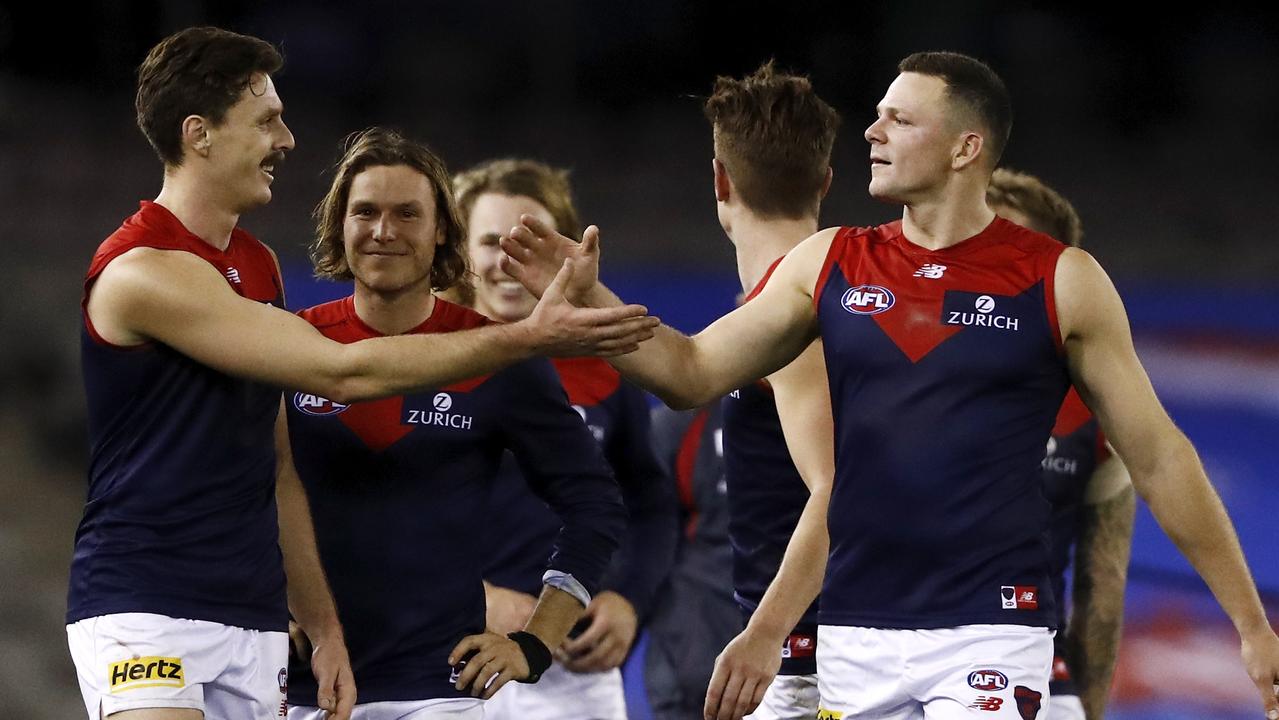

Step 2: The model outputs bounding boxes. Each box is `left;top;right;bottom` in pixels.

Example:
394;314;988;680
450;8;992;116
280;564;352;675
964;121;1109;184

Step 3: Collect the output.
814;219;1065;363
552;357;622;406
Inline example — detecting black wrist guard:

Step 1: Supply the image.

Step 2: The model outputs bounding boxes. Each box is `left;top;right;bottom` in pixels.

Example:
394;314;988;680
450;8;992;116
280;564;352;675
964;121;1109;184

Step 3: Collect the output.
506;631;553;683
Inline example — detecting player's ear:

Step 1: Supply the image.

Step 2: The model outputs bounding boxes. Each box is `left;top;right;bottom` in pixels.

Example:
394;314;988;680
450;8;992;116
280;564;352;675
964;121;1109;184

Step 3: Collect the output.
712;158;731;202
952;131;984;171
821;166;834;198
182;115;212;159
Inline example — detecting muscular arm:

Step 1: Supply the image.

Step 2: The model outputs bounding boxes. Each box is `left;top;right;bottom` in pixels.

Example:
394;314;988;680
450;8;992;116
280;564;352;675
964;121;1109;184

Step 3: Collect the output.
501;219;835;409
704;339;835;720
86;248;657;403
1056;248;1279;716
1068;456;1135;720
274;402;355;719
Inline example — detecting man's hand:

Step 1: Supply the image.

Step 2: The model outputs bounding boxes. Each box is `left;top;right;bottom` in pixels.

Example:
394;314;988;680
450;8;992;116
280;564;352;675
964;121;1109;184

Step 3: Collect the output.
501;215;600;302
449;631;532;699
290;624;356;720
1240;627;1279;719
558;591;639;673
704;627;782;720
484;582;538;636
518;257;656;357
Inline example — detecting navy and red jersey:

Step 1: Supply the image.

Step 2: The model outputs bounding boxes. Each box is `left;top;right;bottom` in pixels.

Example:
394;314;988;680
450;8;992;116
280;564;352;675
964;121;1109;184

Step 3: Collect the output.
284;296;625;704
1044;387;1110;695
814;217;1070;629
69;201;288;631
722;257;819;674
482;357;677;623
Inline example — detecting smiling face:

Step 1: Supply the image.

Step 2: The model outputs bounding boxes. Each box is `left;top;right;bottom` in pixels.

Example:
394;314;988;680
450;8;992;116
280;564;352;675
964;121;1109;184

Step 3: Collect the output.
863;72;965;205
465;192;556;322
342;164;443;298
202;73;294;213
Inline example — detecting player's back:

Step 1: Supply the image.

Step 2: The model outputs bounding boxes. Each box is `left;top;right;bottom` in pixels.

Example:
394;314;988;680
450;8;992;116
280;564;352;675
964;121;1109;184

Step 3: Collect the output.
814;217;1069;630
70;201;287;631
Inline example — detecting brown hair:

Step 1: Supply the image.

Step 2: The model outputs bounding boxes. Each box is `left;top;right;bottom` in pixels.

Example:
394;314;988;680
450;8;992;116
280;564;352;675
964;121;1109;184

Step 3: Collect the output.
898;51;1012;167
136;26;283;166
311;127;470;292
704;60;840;218
987;168;1083;247
453;159;582;241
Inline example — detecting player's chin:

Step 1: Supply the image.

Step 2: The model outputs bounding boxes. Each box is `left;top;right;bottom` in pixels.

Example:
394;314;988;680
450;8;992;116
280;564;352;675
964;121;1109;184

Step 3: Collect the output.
866;180;904;205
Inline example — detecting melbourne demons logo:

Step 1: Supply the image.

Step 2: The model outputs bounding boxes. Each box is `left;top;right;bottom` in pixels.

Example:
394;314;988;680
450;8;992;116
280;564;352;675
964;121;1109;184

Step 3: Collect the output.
293;392;349;416
968;669;1008;691
841;285;895;315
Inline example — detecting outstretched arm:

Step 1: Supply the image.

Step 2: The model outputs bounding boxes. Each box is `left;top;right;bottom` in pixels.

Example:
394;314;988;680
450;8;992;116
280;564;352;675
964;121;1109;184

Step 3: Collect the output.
1056;247;1279;718
501;217;834;408
86;248;658;403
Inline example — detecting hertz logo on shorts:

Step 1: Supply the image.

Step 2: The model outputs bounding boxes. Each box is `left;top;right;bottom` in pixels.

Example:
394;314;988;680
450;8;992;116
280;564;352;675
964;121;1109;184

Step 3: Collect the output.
108;656;185;691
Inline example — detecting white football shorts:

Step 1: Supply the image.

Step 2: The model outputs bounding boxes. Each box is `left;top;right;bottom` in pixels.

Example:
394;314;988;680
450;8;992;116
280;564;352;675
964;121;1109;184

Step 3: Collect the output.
747;672;820;720
482;661;626;720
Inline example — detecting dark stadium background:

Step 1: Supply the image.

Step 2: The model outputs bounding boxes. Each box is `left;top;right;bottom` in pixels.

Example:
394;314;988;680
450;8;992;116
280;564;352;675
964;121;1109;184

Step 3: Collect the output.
0;3;1275;718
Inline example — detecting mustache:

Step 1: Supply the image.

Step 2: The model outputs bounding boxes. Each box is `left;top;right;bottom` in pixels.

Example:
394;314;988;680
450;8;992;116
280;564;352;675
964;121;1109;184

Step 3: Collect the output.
261;150;287;167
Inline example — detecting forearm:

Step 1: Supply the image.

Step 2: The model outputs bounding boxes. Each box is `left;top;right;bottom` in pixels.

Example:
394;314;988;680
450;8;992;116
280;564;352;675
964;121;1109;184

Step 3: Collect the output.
524;585;587;649
1138;438;1269;635
744;486;829;642
331;323;536;403
1069;485;1135;719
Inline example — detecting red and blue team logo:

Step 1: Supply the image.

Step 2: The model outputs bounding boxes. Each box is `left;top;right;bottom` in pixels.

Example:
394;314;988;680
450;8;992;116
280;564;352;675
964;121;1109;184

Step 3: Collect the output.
968;669;1009;691
841;285;895;315
293;392;349;416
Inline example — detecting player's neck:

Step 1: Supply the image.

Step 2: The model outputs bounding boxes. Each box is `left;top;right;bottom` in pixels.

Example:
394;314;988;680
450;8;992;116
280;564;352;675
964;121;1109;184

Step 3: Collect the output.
353;284;437;336
900;182;995;252
154;173;240;252
727;212;818;292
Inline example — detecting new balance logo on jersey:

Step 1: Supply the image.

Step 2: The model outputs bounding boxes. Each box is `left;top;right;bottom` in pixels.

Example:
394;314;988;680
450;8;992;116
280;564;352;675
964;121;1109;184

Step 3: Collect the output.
841;285;895;315
225;267;241;284
943;292;1021;331
405;392;474;430
1001;585;1039;610
109;656;184;691
294;392;349;416
969;696;1004;711
913;263;947;279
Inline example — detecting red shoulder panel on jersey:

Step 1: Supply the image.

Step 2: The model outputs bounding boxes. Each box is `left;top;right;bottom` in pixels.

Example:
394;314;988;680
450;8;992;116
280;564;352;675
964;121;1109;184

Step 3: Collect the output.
745;255;786;303
1052;387;1093;437
675;408;711;539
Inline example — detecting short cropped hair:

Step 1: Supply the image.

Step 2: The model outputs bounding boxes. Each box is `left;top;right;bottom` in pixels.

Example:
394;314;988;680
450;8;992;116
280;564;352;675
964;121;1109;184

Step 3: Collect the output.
704;60;841;218
136;26;283;166
311;127;470;292
988;168;1083;247
453;159;582;241
898;51;1012;167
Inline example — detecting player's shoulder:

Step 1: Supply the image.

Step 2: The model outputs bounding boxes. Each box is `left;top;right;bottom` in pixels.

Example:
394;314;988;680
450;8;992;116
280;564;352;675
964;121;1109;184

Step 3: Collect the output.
296;297;349;330
430;297;495;332
992;216;1067;258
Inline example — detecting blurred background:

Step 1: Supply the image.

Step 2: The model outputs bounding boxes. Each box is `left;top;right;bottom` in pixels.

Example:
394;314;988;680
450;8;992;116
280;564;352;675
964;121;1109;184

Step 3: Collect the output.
0;2;1275;718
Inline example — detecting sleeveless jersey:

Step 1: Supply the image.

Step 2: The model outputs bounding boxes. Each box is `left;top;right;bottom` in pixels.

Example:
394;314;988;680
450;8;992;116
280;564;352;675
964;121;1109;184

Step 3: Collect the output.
814;217;1069;629
1043;387;1110;695
69;200;288;631
285;296;625;704
722;257;819;672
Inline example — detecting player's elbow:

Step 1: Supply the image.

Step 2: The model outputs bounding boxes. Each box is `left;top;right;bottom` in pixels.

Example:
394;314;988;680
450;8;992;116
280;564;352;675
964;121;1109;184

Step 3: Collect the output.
309;346;381;405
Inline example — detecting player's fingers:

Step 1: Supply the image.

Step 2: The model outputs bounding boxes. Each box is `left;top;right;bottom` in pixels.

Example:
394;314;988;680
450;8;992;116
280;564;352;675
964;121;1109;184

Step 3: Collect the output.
595;343;642;357
582;225;601;256
1258;675;1278;719
459;651;497;695
447;634;483;666
703;660;735;720
520;213;560;240
584;305;655;326
332;669;356;720
562;614;606;655
541;260;574;302
728;676;760;720
481;667;517;700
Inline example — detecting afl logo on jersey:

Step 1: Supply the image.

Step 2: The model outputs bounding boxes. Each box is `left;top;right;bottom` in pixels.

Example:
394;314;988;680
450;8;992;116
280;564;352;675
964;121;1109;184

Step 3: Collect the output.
293;392;349;416
841;285;895;315
968;669;1008;691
